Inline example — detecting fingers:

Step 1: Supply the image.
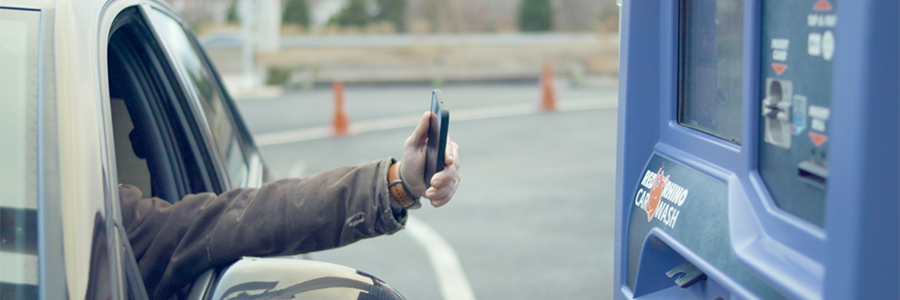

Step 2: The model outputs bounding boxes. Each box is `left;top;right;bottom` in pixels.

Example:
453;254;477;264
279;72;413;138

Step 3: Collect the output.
444;139;459;166
406;112;432;147
426;176;459;207
426;139;461;207
430;140;460;189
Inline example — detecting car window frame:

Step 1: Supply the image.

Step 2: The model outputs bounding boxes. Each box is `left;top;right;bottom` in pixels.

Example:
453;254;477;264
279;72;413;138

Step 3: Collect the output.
101;3;242;298
31;5;67;299
185;27;265;188
100;3;186;300
143;3;264;189
107;9;225;201
138;3;235;191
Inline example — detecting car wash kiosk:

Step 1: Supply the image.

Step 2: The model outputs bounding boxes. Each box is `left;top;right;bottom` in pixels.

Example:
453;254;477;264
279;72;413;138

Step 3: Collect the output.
614;0;898;299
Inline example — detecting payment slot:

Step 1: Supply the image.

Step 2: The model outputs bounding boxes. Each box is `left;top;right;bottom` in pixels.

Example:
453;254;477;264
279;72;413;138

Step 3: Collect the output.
615;0;898;300
758;0;835;226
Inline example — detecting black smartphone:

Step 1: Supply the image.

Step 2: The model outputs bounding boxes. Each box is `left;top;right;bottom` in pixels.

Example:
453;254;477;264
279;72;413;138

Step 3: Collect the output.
424;89;450;187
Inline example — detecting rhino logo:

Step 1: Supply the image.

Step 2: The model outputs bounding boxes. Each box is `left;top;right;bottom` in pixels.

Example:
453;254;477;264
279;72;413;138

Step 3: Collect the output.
645;163;670;221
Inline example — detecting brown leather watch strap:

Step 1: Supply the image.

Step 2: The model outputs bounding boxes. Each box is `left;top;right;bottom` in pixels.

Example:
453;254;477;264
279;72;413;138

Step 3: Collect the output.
389;162;420;209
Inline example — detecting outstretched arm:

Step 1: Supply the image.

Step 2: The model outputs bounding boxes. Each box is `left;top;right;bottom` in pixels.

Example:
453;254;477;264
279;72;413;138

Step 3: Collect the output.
120;158;402;300
121;111;462;300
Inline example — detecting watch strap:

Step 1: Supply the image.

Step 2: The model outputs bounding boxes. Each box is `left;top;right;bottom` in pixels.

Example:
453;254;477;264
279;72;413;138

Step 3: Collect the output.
388;162;420;209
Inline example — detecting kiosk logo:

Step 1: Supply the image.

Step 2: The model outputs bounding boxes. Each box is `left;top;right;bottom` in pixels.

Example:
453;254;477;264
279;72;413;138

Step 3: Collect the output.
634;163;689;228
644;164;669;222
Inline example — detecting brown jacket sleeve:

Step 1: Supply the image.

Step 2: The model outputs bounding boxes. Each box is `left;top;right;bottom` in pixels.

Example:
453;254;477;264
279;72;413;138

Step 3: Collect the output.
119;157;407;300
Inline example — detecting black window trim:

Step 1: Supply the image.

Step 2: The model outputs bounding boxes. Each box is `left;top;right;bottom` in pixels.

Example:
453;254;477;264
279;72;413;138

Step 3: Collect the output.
183;23;260;161
109;8;221;201
140;4;236;191
144;3;265;188
182;20;266;188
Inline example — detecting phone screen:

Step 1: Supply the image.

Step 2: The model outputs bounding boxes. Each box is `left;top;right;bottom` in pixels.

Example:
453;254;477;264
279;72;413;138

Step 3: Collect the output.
424;90;448;187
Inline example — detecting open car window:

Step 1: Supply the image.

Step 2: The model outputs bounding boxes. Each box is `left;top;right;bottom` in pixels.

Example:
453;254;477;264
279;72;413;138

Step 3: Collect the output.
107;7;220;202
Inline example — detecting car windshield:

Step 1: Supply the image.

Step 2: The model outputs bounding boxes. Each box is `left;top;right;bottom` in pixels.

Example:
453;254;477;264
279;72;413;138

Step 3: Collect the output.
0;8;41;299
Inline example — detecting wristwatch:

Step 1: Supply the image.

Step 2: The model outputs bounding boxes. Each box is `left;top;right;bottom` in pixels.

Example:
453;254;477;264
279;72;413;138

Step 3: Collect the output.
389;162;421;209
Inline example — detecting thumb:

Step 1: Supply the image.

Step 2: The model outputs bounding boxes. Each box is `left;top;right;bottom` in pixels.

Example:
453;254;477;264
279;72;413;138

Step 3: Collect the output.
408;112;431;146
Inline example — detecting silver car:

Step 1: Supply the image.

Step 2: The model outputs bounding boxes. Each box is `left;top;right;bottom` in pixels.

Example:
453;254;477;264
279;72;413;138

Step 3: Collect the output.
0;0;404;299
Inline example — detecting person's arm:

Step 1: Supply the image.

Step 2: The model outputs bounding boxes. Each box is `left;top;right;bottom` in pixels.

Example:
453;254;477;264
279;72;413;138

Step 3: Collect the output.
123;111;461;299
120;158;403;300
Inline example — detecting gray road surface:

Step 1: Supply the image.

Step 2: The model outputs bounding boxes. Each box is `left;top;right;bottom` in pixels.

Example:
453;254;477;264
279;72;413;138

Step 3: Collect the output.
234;82;618;299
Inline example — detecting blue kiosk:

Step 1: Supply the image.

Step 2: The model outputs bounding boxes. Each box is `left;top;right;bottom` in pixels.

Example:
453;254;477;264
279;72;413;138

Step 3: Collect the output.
615;0;898;299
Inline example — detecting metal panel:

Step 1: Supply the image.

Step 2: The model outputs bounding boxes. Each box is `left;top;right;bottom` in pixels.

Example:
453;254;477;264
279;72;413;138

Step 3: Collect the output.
823;0;899;298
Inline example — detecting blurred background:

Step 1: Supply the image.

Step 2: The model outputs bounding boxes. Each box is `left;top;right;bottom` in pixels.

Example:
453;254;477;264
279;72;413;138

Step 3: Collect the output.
168;0;620;298
169;0;619;92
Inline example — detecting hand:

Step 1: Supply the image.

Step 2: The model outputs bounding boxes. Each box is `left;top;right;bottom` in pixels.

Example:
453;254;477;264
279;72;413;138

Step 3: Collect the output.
400;112;461;207
425;138;460;207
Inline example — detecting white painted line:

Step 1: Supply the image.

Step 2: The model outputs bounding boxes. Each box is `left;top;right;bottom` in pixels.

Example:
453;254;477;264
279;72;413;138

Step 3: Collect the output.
255;99;616;146
0;251;39;285
405;215;477;300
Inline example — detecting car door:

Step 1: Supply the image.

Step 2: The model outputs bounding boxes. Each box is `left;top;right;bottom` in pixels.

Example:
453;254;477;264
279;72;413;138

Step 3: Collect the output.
105;2;266;299
2;4;147;300
106;4;231;300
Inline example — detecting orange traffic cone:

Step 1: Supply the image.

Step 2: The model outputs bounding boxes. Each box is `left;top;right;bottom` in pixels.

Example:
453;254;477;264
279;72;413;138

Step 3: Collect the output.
540;61;557;112
332;81;352;136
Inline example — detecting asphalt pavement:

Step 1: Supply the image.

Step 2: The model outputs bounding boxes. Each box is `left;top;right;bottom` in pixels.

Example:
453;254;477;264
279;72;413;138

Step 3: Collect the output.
233;81;618;299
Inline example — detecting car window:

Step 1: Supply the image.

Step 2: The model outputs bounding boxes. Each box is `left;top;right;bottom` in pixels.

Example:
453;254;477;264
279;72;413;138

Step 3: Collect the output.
146;9;249;187
108;8;219;202
0;8;41;299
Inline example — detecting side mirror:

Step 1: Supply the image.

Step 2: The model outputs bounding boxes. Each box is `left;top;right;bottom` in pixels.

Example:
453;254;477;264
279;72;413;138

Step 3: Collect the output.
189;257;406;300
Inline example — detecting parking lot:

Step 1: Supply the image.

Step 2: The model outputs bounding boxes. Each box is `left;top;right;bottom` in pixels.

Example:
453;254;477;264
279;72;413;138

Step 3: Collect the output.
235;82;618;299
